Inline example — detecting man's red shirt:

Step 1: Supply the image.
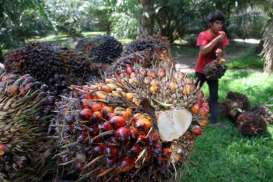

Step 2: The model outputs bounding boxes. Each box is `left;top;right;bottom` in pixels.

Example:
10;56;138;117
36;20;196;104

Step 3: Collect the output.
195;31;229;73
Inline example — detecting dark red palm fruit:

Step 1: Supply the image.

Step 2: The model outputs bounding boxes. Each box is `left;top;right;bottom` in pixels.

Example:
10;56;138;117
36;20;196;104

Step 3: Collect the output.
152;143;163;157
89;124;99;136
162;147;172;158
129;127;138;140
100;121;113;131
93;144;106;155
115;127;131;143
105;157;117;168
109;116;126;129
117;157;135;173
136;135;148;147
74;160;83;172
79;108;92;120
157;156;168;165
128;144;142;157
191;126;202;136
148;132;160;145
101;106;114;119
104;146;119;158
90;111;103;124
134;117;152;134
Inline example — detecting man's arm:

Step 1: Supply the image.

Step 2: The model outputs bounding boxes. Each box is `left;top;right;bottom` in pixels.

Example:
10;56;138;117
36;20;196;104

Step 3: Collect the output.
199;33;226;55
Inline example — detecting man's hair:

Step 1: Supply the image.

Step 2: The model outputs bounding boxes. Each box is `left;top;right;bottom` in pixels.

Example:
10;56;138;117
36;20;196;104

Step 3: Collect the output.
207;10;225;23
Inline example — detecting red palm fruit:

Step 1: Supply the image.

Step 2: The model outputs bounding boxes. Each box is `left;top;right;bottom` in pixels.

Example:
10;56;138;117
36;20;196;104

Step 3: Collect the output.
0;144;7;156
158;68;166;78
117;157;135;173
126;65;134;75
101;85;112;93
104;146;119;158
90;102;103;112
191;126;202;136
80;108;92;120
115;127;131;143
109;116;126;129
100;121;113;131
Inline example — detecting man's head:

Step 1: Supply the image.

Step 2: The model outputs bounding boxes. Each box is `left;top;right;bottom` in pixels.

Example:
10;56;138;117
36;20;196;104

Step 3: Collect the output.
207;10;225;33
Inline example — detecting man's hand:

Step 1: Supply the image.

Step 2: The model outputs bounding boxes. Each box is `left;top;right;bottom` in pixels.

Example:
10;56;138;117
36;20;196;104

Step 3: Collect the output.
217;32;225;42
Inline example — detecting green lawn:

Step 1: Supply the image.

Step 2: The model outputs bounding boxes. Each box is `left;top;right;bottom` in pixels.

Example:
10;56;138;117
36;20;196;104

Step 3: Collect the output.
180;60;273;181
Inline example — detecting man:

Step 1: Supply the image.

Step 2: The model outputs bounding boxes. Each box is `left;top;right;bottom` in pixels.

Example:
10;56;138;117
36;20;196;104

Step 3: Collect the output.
195;10;229;124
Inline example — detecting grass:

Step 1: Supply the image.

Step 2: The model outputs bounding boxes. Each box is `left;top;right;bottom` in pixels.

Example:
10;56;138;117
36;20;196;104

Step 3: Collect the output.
180;63;273;181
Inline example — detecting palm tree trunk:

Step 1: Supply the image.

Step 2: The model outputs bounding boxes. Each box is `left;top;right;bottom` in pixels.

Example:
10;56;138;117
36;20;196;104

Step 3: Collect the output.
139;0;154;36
262;16;273;74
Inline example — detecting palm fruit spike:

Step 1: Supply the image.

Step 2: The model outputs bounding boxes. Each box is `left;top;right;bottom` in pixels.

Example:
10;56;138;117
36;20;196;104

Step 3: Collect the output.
51;66;209;181
4;42;100;96
251;105;273;124
0;73;55;182
122;34;170;56
76;35;123;64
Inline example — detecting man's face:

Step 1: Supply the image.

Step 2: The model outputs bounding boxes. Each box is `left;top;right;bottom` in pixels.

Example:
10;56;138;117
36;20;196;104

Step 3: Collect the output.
210;20;223;32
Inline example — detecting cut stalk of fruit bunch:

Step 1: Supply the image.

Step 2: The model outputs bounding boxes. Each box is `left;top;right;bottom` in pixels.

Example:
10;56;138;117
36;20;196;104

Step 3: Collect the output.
52;66;209;181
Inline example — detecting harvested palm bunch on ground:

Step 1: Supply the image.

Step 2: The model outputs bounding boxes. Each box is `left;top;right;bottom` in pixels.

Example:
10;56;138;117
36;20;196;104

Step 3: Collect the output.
0;73;56;182
106;47;174;76
122;35;170;56
220;91;250;121
4;42;99;96
75;35;123;64
50;67;209;181
251;105;273;124
236;112;267;136
221;91;271;136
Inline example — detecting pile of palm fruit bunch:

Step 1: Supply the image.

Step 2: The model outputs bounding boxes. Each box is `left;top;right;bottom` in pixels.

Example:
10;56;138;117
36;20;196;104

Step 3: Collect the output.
0;72;56;181
75;35;123;64
50;65;209;181
122;35;170;56
4;42;99;96
203;58;227;80
221;91;272;136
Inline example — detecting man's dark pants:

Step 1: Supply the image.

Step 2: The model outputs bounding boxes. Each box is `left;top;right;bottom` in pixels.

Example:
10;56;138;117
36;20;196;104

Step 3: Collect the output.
195;72;219;123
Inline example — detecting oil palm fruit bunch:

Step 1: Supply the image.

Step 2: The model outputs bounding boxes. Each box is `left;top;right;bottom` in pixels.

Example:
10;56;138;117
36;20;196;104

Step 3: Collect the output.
51;66;209;181
251;105;273;124
236;111;267;136
4;42;99;95
203;59;227;80
221;91;250;120
76;35;123;64
122;35;170;56
0;73;56;181
107;47;174;76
